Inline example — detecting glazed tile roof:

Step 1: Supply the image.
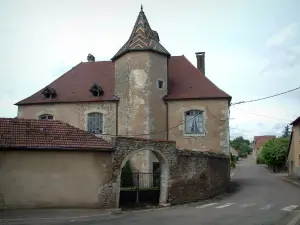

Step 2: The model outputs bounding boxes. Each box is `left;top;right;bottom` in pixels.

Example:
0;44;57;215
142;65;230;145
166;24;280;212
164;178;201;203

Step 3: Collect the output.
111;5;170;61
0;118;113;150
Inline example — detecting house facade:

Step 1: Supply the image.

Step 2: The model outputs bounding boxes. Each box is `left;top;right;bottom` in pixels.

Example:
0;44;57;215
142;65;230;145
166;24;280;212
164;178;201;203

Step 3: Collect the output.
252;135;276;158
15;7;231;172
288;117;300;176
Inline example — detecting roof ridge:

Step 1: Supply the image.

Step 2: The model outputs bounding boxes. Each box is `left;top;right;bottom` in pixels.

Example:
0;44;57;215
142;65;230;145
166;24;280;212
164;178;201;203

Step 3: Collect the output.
14;62;83;106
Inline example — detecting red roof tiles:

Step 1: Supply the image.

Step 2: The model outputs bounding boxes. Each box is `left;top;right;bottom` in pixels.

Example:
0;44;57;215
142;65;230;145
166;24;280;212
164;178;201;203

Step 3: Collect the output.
163;56;231;100
0;118;113;151
16;61;118;105
16;56;230;105
253;135;276;149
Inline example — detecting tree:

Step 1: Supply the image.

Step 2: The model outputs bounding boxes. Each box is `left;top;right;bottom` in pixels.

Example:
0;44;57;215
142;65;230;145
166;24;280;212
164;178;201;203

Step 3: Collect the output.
121;161;134;187
259;137;289;172
281;125;291;138
230;136;252;157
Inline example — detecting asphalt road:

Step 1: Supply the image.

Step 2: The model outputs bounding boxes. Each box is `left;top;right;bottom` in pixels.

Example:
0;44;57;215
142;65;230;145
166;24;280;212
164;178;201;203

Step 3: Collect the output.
3;157;300;225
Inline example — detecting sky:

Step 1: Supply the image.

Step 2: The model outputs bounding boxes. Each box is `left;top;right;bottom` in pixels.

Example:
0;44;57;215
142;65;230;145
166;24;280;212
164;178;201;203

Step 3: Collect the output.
0;0;300;141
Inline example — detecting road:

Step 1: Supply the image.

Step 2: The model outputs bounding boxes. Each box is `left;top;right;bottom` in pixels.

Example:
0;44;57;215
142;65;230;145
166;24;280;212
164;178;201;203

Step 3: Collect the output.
3;157;300;225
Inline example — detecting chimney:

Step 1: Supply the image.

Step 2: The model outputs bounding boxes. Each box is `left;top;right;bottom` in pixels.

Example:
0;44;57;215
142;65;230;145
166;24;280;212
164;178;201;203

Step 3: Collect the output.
87;53;95;62
195;52;205;75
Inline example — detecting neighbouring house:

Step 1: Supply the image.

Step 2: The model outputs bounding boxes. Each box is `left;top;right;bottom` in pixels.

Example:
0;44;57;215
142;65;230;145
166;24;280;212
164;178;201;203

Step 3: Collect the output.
0;118;114;208
288;117;300;176
0;118;230;209
252;135;276;157
15;6;231;173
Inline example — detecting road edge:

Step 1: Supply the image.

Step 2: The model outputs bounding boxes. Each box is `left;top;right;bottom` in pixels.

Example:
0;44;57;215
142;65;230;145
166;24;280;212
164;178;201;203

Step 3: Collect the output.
281;177;300;188
286;212;300;225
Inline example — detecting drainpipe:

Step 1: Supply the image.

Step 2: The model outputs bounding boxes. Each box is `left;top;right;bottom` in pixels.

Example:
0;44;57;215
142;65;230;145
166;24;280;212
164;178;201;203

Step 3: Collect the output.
165;101;169;140
116;101;119;136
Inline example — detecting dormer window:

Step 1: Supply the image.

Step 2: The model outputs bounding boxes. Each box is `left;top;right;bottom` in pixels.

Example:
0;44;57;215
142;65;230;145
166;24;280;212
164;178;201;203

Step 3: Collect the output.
89;83;104;97
39;114;53;120
41;86;56;99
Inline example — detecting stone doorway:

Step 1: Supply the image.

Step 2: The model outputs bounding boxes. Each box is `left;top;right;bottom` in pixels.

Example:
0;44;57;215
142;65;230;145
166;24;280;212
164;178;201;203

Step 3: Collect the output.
110;137;176;209
117;149;169;208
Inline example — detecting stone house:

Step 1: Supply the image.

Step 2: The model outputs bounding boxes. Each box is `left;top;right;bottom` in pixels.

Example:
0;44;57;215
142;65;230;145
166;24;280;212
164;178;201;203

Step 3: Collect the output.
15;7;231;172
252;135;276;158
288;117;300;176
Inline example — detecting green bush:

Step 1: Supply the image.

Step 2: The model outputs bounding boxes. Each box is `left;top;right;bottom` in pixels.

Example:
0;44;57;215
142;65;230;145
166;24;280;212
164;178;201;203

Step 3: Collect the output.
121;161;134;187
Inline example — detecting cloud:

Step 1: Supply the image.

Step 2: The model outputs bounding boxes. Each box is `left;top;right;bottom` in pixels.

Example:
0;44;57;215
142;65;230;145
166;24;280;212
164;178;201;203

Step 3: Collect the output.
266;22;299;49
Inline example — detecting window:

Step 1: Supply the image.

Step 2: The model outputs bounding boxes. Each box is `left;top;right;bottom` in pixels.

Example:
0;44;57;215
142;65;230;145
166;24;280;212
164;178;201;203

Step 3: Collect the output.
157;80;163;89
87;113;103;134
39;114;53;120
89;83;104;97
184;110;204;135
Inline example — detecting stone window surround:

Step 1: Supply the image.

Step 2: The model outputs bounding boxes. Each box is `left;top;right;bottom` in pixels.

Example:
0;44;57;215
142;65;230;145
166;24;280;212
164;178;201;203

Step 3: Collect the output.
36;110;56;120
84;109;106;135
183;107;207;137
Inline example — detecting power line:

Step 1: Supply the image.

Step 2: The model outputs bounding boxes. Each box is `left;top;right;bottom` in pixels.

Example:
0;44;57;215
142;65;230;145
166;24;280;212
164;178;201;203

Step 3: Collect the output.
231;106;292;122
230;86;300;106
100;110;204;137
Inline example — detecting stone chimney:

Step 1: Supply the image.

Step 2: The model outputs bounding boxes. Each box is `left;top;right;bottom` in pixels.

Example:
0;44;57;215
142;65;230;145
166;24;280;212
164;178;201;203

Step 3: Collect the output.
195;52;205;75
87;54;95;62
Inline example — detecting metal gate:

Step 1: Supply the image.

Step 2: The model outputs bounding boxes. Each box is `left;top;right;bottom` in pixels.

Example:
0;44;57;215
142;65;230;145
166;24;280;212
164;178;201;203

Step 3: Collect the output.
119;171;160;208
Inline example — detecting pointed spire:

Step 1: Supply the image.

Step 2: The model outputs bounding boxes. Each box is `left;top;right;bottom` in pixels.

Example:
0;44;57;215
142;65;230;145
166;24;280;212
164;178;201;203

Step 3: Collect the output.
111;6;170;61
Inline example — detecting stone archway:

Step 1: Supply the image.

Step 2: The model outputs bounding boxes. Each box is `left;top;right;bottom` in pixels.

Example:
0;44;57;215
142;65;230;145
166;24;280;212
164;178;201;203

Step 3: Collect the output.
111;137;176;208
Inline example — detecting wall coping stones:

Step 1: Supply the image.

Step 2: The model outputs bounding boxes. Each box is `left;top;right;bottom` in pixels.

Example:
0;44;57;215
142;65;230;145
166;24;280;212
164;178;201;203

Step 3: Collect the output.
176;149;229;159
111;136;176;144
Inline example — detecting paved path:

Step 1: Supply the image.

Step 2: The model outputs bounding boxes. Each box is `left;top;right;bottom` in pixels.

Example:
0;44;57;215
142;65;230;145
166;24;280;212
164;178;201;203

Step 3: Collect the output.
2;157;300;225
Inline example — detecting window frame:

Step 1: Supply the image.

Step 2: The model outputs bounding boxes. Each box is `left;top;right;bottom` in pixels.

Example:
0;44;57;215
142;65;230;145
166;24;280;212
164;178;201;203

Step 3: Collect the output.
87;112;104;134
39;114;54;120
184;110;205;136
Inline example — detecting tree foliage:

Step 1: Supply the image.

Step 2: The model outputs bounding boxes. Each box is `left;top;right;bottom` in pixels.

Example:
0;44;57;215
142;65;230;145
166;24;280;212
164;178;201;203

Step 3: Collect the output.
121;161;134;187
281;125;291;138
230;136;252;157
259;137;289;171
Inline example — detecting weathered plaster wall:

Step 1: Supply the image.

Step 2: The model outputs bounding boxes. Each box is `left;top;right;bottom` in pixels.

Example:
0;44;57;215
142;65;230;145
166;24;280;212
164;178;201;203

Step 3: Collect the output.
114;52;168;139
289;124;300;176
17;102;117;141
0;150;112;209
114;52;168;171
167;99;230;154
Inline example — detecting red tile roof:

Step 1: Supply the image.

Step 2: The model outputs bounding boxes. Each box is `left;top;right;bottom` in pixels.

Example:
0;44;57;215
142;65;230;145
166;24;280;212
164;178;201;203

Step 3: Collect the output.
253;135;276;149
16;61;118;105
16;56;230;105
163;56;231;100
0;118;113;151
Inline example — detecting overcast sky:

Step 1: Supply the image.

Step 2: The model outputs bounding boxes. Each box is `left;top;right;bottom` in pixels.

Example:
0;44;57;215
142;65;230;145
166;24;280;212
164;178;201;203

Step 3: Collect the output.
1;0;299;141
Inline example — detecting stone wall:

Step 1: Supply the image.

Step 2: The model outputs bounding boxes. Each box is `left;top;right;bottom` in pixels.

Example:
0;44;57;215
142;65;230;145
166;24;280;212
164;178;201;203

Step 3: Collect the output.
110;137;230;207
168;150;230;204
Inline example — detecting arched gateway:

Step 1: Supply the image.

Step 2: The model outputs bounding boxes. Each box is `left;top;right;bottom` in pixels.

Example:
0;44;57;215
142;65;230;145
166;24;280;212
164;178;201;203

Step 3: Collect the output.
111;137;177;208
